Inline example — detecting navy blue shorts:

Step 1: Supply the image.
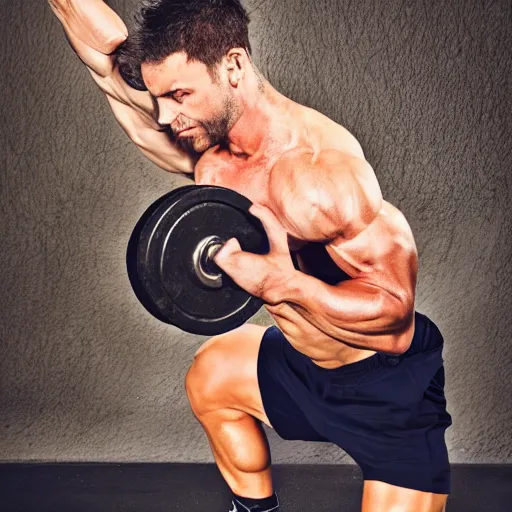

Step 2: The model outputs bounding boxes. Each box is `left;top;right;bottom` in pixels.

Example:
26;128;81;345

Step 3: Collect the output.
257;311;452;494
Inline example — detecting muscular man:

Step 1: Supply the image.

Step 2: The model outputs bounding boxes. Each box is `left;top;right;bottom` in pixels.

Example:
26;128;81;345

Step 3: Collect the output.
48;1;452;510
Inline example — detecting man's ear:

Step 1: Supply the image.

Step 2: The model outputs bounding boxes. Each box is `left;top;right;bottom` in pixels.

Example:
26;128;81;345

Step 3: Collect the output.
225;48;247;87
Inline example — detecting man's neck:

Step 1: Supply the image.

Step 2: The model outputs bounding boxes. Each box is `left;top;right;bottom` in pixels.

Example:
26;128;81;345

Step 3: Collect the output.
226;81;298;159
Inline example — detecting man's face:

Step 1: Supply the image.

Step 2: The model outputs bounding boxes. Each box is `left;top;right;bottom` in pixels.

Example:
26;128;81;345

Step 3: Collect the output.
141;52;240;154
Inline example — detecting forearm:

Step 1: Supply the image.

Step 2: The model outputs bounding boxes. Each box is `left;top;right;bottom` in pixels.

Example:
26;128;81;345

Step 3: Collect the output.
48;0;128;56
267;270;412;354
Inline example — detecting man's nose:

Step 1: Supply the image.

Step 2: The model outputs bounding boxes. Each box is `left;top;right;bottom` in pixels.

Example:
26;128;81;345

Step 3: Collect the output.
157;102;179;127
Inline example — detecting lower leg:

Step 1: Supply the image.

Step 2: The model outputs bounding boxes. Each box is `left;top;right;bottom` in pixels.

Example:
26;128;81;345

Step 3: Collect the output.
196;406;274;499
185;324;278;508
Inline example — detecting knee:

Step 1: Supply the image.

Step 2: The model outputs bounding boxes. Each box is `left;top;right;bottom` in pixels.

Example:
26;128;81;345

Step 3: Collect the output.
184;336;227;414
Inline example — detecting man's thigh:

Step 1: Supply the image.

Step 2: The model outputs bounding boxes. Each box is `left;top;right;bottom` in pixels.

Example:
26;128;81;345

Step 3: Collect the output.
188;323;273;427
362;480;448;512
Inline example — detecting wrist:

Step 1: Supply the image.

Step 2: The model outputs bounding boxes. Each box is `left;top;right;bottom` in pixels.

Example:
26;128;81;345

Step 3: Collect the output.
264;268;307;306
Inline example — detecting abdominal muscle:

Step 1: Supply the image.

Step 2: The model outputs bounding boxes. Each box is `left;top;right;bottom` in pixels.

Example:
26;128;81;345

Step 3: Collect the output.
268;304;379;369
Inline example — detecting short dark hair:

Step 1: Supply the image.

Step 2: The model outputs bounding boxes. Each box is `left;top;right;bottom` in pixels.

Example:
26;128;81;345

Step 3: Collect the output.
116;0;252;91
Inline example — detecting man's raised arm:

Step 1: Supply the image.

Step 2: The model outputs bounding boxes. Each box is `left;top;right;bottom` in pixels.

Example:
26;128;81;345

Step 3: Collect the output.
47;0;197;176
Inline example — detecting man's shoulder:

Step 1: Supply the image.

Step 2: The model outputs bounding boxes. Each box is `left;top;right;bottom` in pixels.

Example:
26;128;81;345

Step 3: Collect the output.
270;145;370;186
295;104;366;157
268;145;382;241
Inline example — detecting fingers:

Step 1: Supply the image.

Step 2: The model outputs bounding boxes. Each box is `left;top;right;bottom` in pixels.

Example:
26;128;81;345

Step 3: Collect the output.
213;238;242;268
249;204;289;254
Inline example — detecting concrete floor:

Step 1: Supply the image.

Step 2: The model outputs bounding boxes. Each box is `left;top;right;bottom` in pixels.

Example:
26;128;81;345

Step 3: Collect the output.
0;464;510;511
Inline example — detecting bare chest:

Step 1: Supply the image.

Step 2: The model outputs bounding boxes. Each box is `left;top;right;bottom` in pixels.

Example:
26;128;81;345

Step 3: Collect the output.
195;150;274;206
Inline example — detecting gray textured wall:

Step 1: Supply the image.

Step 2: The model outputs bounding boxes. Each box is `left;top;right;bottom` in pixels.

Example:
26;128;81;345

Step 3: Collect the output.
0;0;510;464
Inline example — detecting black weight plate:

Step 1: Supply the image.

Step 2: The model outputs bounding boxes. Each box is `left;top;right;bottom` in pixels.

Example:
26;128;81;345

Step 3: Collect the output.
126;185;197;323
137;186;269;335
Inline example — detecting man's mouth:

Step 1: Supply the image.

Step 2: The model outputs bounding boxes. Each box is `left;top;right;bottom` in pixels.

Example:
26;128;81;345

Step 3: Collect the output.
176;126;197;135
